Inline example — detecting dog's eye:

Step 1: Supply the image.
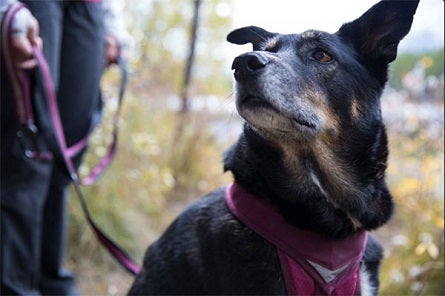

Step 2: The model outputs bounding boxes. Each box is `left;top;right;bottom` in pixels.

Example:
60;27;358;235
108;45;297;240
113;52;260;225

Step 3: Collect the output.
312;50;332;63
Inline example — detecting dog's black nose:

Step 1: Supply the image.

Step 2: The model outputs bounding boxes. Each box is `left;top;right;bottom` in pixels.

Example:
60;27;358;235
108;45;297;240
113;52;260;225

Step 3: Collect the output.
231;52;269;80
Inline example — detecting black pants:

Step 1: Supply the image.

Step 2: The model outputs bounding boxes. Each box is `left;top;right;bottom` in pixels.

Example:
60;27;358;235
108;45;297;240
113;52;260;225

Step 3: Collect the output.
1;1;104;295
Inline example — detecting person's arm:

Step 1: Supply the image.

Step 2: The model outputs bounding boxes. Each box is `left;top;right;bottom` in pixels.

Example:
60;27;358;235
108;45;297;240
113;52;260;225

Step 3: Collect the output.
0;0;42;69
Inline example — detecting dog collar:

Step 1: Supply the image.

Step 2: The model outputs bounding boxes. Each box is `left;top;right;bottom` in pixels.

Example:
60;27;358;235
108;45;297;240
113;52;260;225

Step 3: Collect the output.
225;183;367;295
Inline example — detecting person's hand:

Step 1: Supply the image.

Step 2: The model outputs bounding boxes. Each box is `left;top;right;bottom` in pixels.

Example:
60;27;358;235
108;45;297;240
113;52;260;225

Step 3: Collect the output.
10;8;42;69
105;34;120;66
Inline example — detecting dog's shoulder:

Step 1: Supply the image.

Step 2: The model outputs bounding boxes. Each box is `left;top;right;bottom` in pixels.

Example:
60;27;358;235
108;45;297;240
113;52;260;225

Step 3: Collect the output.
166;187;245;241
141;188;231;260
129;189;229;294
153;186;275;257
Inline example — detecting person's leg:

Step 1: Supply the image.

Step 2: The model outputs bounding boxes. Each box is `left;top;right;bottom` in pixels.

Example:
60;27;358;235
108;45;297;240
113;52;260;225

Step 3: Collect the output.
57;0;105;146
0;126;52;295
38;1;105;295
0;1;62;294
38;170;78;296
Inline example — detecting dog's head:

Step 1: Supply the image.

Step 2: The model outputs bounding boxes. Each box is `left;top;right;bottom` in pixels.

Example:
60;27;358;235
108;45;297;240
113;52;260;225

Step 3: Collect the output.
225;0;419;235
227;1;418;142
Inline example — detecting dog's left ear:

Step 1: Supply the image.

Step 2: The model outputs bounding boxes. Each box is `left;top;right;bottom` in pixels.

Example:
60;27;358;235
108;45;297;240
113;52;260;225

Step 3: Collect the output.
337;0;419;84
227;26;276;50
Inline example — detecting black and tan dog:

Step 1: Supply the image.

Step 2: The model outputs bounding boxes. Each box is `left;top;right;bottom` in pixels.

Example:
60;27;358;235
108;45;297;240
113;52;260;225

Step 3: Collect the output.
129;1;419;295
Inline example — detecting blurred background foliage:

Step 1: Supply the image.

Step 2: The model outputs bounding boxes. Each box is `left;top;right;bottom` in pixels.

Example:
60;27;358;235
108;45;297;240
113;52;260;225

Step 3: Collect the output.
65;1;443;295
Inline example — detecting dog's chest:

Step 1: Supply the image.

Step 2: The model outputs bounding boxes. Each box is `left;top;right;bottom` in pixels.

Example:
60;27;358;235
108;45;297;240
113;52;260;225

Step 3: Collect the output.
225;183;368;295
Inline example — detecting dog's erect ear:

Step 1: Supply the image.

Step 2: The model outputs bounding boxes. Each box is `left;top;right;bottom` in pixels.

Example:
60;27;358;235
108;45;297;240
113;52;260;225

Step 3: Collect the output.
337;0;419;83
227;26;276;50
337;0;419;62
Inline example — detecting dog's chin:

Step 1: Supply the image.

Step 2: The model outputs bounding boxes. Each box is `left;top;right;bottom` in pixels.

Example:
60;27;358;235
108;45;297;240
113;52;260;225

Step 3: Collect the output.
237;95;318;135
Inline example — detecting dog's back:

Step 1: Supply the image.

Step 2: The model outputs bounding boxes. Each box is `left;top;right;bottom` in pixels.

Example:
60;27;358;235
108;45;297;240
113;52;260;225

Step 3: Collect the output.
129;1;419;295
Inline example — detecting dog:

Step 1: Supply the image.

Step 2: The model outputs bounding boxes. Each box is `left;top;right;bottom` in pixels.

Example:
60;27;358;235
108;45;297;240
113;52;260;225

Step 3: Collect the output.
129;1;419;295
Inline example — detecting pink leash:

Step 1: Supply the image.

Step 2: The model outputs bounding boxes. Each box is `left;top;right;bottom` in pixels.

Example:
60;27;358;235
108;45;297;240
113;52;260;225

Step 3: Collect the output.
1;3;140;276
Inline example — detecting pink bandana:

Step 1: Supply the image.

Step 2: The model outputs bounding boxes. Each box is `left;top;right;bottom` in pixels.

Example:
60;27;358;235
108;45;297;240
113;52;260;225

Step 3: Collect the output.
225;183;367;295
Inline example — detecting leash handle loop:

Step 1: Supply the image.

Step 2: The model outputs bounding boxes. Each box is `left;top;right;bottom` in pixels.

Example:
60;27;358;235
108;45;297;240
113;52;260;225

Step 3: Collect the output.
80;57;127;185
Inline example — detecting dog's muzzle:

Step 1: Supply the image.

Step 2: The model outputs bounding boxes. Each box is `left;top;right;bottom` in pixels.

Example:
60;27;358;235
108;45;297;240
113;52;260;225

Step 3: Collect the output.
231;52;269;81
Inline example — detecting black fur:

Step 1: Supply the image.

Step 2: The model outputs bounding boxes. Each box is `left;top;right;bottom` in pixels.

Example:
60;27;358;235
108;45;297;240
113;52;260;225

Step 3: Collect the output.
129;1;418;294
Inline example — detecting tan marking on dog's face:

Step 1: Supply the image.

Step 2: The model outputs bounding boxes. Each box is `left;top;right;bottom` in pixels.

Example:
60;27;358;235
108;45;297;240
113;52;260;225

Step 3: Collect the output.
313;141;353;190
316;99;341;143
320;111;340;140
350;99;362;120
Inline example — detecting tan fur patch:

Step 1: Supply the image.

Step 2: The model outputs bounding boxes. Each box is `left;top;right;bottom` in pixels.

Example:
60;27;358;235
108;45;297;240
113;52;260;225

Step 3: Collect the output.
319;103;341;142
350;99;362;120
313;142;354;193
263;37;278;50
275;133;365;227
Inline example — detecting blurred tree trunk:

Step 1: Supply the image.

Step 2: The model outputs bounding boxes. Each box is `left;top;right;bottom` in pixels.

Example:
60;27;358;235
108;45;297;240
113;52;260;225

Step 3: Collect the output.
180;0;202;114
171;0;202;189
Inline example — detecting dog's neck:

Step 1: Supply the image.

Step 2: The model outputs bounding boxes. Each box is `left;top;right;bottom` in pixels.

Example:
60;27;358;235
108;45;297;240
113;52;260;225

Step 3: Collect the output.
224;126;393;240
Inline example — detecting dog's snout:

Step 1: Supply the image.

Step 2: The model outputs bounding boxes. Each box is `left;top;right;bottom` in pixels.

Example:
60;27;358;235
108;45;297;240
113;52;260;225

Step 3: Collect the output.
232;52;269;80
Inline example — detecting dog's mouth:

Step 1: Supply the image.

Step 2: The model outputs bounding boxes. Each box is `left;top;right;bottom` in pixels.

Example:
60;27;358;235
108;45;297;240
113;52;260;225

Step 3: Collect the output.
239;95;317;130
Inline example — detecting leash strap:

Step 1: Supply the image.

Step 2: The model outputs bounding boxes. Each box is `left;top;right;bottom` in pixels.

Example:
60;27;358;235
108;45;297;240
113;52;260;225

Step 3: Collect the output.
1;3;140;276
33;44;140;276
81;55;127;185
32;42;141;276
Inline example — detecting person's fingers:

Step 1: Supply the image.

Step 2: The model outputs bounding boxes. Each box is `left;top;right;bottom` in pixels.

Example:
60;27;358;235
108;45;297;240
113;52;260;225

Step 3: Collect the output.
105;34;120;66
10;16;41;69
19;59;38;69
10;38;39;69
34;36;43;50
27;17;42;49
11;37;32;59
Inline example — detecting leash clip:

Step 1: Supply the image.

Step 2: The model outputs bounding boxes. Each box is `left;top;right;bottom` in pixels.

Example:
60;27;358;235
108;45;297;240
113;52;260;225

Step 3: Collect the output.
16;121;39;158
